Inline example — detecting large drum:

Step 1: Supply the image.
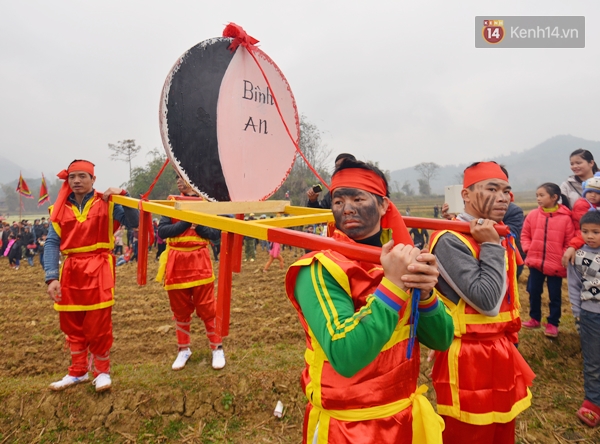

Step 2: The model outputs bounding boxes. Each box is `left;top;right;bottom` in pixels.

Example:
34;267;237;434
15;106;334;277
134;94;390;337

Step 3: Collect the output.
159;27;299;202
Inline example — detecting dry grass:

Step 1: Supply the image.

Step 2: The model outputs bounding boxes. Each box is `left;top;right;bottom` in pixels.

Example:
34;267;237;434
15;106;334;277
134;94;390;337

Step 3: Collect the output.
1;236;599;443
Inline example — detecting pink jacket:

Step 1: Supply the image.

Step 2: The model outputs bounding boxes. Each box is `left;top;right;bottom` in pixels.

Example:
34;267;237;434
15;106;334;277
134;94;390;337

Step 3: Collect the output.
521;205;575;277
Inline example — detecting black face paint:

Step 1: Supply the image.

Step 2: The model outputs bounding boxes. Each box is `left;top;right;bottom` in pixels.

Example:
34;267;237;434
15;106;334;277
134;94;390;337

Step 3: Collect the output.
473;189;495;218
468;182;508;220
332;188;382;240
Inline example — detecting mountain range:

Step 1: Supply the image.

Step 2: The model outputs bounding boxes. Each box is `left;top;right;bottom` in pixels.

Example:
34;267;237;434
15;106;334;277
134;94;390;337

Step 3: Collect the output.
390;134;600;194
0;155;38;185
2;134;599;198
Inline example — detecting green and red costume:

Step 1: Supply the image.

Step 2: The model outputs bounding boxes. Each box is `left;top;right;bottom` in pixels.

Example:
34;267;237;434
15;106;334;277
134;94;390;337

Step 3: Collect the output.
286;226;454;444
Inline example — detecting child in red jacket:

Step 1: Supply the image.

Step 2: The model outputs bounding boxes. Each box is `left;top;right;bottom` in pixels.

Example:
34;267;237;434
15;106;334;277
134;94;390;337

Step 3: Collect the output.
522;183;575;338
563;173;600;266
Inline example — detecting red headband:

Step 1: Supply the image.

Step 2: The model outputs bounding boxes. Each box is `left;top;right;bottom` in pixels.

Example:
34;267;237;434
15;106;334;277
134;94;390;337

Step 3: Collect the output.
463;162;508;188
50;160;95;222
331;168;387;196
330;168;412;247
67;160;95;176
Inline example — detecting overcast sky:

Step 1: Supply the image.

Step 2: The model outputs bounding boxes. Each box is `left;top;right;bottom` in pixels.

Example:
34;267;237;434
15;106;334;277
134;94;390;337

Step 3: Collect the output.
1;0;598;191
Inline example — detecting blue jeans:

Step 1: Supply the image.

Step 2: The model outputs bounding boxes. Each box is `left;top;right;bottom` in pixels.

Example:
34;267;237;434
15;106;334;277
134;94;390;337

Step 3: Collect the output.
580;309;600;406
526;267;562;326
39;252;44;270
27;256;34;266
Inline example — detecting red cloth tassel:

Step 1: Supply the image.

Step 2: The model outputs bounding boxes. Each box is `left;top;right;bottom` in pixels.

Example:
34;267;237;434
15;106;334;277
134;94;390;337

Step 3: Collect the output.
223;22;259;52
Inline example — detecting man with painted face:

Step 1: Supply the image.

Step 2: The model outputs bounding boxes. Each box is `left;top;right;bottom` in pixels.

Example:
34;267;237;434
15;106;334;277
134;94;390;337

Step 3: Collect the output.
156;172;225;371
429;161;535;443
286;158;454;444
45;159;139;392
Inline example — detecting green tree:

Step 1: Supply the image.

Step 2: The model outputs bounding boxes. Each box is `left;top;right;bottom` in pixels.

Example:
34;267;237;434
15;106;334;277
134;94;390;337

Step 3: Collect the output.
401;180;415;197
128;149;179;200
1;178;53;215
270;116;332;205
108;139;142;183
417;178;431;196
0;183;19;213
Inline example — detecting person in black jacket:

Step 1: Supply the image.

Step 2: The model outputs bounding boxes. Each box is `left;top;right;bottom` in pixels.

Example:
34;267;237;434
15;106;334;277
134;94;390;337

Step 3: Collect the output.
8;234;22;269
306;153;356;209
22;227;35;266
1;223;11;257
156;173;225;372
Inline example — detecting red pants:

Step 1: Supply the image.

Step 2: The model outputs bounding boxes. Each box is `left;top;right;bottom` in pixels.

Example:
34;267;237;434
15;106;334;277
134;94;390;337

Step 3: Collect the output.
167;283;221;350
303;402;413;444
442;416;516;444
59;308;113;377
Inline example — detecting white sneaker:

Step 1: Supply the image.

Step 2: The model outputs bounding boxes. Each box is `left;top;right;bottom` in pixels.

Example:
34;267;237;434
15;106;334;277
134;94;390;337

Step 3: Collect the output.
172;348;192;371
92;373;112;392
49;373;89;391
212;348;226;370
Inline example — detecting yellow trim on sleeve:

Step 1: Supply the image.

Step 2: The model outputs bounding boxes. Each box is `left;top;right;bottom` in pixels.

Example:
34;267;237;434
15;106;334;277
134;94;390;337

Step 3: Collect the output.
52;222;61;238
379;277;410;301
418;293;437;307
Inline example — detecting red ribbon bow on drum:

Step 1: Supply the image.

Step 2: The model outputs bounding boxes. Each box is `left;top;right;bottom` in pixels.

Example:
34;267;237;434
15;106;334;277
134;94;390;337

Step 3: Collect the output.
223;22;259;52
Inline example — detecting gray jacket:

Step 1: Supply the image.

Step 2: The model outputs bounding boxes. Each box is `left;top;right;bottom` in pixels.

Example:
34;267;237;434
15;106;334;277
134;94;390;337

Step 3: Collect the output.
560;175;583;209
433;213;507;317
568;244;600;317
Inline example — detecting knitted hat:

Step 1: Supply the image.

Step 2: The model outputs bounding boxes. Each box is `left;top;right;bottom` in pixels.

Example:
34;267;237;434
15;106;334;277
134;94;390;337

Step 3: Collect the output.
583;172;600;197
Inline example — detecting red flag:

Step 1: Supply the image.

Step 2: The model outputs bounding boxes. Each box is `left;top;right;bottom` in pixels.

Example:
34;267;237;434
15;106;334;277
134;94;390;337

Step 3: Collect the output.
38;174;50;206
16;173;33;198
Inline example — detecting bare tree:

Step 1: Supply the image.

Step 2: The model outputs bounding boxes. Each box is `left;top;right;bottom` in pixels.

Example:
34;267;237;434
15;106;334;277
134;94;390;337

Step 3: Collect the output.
414;162;440;193
271;115;332;204
108;139;142;182
296;115;332;176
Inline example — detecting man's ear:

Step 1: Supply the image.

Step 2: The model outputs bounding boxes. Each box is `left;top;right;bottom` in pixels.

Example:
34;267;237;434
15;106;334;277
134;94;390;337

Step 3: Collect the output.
381;196;391;216
91;175;96;185
461;188;470;203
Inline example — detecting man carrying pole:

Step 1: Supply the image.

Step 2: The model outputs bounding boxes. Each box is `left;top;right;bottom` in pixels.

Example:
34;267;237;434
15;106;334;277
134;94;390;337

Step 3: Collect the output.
45;159;139;392
429;161;535;443
285;158;454;443
156;172;225;371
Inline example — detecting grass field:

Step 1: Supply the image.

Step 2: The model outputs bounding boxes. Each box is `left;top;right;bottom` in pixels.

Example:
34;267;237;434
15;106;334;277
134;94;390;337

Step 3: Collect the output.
1;245;599;443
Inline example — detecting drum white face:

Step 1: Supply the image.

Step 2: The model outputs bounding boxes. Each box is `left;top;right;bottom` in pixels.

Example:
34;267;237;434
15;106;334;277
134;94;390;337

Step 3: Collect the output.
160;37;299;202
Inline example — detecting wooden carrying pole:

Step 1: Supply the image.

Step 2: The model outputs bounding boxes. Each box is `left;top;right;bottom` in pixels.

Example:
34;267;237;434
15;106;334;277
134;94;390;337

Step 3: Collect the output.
111;196;511;337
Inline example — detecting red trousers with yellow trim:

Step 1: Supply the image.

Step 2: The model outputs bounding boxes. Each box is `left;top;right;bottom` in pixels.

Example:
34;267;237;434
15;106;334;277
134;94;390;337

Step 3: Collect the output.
59;308;113;377
167;283;221;351
442;416;515;444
